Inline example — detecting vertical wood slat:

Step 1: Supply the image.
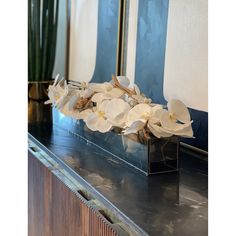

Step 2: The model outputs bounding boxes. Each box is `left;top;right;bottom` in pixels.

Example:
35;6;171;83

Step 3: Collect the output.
28;151;52;236
28;151;119;236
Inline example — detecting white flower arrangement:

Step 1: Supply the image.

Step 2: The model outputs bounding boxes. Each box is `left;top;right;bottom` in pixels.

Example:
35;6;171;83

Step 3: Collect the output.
45;74;193;139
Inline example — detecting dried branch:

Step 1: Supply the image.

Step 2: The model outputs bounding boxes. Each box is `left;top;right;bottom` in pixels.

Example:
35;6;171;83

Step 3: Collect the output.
112;75;136;96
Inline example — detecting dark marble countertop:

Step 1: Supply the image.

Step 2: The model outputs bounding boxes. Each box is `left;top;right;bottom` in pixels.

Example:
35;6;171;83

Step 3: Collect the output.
28;101;208;236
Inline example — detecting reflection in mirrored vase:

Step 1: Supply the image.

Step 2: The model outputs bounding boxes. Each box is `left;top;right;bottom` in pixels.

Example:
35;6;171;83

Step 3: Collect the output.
52;108;179;176
68;0;120;83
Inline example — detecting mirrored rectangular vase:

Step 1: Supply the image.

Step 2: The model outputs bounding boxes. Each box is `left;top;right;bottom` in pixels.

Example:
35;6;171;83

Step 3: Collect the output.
53;108;179;176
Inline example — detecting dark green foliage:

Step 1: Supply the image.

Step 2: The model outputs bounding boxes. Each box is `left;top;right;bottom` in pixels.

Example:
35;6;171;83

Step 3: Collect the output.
28;0;59;81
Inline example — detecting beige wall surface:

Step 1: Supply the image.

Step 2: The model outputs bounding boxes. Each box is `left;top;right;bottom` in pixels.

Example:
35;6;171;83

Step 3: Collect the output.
69;0;98;82
164;0;208;112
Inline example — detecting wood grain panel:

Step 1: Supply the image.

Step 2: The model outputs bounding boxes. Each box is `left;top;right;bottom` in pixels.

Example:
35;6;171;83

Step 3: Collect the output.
28;151;119;236
51;173;118;236
28;151;52;236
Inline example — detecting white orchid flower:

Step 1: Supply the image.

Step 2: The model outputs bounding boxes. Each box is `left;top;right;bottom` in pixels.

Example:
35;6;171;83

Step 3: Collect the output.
123;103;163;135
123;100;193;138
91;88;125;104
88;82;113;93
46;74;194;139
104;98;131;128
45;75;71;110
156;99;193;138
146;100;193;138
76;108;93;120
45;74;64;105
167;99;191;123
147;122;173;138
84;100;112;133
84;98;131;132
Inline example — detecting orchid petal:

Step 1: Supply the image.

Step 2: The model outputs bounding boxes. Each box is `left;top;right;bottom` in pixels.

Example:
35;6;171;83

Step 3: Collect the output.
95;117;112;133
147;123;173;138
126;104;151;125
117;76;130;88
76;109;92;120
149;108;165;124
172;123;194;137
92;93;107;104
123;119;146;135
85;112;112;133
106;88;124;98
84;113;99;131
89;82;113;93
159;110;180;130
97;100;110;113
105;98;130;128
105;98;130;120
151;104;163;112
167;99;190;123
107;117;126;128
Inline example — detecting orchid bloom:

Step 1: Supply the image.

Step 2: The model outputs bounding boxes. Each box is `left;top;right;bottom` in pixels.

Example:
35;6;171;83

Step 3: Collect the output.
90;76;130;104
84;98;131;132
124;99;193;138
104;98;131;128
123;103;164;135
45;75;71;109
44;74;64;105
84;100;112;133
91;87;125;104
156;99;193;138
88;82;113;93
45;75;194;139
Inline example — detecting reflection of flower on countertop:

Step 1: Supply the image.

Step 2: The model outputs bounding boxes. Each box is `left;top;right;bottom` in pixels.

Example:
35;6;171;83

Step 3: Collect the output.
45;74;193;139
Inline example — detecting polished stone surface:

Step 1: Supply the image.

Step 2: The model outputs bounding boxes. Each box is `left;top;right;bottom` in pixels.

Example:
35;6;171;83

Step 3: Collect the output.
28;101;208;236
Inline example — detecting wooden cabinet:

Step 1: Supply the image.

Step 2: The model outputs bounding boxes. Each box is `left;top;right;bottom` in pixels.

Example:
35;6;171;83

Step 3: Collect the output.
28;151;119;236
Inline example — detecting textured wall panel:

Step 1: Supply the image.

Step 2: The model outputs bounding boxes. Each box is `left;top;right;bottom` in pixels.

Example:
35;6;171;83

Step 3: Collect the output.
164;0;208;112
134;0;169;105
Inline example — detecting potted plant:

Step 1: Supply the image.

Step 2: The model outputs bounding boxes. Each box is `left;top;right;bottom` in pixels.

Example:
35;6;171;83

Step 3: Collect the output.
28;0;59;101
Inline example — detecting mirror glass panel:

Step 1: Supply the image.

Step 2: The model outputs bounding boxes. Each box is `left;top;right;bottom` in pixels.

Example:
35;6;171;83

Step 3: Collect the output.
52;0;68;79
68;0;120;83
